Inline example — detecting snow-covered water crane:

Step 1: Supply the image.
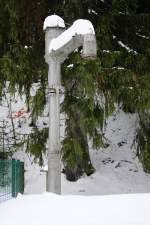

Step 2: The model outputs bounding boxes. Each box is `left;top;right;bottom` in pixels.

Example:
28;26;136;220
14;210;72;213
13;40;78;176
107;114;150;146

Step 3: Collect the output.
44;15;97;194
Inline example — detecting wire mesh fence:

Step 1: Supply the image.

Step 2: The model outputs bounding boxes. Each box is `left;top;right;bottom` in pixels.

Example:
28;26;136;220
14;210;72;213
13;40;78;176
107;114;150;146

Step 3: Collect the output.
0;160;12;202
0;159;24;203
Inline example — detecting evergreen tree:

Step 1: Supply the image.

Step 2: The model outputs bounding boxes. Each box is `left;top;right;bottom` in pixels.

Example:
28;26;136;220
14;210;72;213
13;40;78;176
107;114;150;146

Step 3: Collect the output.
0;0;150;179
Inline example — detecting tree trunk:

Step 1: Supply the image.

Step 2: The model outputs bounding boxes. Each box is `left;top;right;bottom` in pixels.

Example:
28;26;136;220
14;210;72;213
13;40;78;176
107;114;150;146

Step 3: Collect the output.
64;111;95;181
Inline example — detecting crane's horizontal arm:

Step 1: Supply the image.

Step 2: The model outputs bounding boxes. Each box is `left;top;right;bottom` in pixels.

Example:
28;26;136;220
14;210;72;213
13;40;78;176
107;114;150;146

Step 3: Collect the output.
45;19;97;62
48;34;83;60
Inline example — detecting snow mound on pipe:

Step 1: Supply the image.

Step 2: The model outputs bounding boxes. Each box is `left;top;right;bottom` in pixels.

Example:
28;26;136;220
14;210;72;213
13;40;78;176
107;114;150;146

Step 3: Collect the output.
43;15;65;30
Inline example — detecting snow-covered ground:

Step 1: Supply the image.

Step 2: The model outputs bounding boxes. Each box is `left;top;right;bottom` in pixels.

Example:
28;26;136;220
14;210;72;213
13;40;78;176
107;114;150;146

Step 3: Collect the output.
1;192;150;225
1;86;150;195
21;110;150;195
1;86;150;225
62;110;150;195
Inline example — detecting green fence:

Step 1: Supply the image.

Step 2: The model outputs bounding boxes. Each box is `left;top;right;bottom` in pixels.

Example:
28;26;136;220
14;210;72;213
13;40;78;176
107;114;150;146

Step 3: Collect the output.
0;159;24;203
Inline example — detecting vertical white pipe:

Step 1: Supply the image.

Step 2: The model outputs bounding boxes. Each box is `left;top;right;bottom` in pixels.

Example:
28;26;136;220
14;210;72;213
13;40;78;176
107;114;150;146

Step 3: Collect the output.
45;26;64;194
47;59;61;194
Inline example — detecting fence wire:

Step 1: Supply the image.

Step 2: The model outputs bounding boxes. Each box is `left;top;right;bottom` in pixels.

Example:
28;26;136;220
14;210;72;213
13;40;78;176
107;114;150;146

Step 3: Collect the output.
0;159;24;203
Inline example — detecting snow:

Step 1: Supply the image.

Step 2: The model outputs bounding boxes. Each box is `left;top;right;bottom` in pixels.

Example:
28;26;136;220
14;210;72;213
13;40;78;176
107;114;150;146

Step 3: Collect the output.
112;66;125;70
1;85;150;197
1;93;148;196
118;40;137;54
43;15;65;30
0;192;150;225
1;85;150;225
136;32;150;39
88;9;98;15
49;19;95;53
21;109;150;195
62;111;150;195
103;50;111;53
0;82;48;152
67;64;74;68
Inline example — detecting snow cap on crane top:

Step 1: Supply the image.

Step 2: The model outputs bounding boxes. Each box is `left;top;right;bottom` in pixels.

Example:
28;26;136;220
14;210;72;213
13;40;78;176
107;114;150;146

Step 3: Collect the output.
72;19;95;35
43;15;65;30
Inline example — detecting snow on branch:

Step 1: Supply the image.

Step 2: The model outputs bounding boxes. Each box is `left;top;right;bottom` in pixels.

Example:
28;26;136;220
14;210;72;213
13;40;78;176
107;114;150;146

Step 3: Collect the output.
136;32;150;40
118;40;137;54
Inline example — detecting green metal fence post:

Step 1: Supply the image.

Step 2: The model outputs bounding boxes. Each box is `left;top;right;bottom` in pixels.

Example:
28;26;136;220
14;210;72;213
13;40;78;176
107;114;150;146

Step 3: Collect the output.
11;159;16;198
20;161;24;194
16;160;19;195
1;159;24;202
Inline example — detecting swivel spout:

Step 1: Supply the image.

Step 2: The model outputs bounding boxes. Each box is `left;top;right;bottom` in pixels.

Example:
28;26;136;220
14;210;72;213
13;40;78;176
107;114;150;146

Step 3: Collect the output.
82;33;97;58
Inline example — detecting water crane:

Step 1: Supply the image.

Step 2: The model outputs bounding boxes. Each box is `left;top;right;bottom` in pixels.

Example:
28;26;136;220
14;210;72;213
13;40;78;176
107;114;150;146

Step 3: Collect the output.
44;15;97;194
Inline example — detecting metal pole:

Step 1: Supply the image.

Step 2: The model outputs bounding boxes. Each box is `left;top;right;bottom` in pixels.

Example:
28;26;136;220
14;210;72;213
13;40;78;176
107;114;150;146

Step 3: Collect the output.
2;120;5;159
47;59;61;194
44;21;65;194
